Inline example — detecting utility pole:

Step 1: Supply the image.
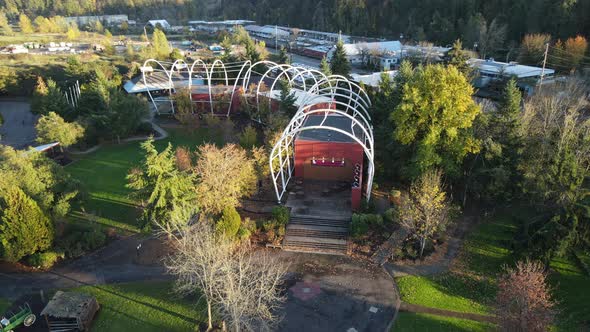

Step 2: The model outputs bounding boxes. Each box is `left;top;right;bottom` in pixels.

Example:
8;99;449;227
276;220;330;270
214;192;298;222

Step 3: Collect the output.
275;25;278;50
539;42;549;92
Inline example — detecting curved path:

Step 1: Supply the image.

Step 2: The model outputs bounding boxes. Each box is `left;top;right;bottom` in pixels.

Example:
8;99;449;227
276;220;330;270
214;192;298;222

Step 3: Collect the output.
70;110;169;155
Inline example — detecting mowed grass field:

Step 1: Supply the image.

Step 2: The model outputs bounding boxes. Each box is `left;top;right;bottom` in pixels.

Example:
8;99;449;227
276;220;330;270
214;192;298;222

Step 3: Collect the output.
393;312;494;332
394;208;590;331
71;281;207;332
66;126;220;232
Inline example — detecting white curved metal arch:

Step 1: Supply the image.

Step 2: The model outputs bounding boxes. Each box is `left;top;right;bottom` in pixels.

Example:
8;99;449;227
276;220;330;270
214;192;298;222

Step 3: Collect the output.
269;108;374;204
142;59;175;114
226;60;252;117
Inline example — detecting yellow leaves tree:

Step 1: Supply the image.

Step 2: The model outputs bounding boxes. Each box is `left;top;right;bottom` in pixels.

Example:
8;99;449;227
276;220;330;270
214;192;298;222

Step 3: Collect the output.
194;143;256;215
398;169;450;258
18;14;34;34
391;64;481;179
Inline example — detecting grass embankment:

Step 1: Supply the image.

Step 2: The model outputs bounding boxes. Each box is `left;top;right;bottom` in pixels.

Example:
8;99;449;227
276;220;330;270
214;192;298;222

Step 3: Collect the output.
66;127;220;233
394;209;590;331
71;281;206;332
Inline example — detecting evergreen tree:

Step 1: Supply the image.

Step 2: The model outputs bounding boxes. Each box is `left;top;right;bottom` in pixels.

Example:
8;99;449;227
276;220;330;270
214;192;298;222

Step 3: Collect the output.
278;80;297;117
446;39;473;79
278;46;289;64
320;56;332;76
127;138;198;231
330;40;351;77
0;10;13;36
0;187;53;262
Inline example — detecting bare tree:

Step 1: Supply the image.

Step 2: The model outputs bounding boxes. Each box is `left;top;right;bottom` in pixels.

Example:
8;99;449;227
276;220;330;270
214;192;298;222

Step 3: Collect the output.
398;169;450;258
166;222;288;332
215;247;288;332
496;260;557;332
166;222;233;330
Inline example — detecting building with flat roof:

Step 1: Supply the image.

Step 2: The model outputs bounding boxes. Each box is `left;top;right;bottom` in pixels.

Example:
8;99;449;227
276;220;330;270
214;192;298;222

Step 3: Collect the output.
327;41;402;65
64;14;128;27
148;19;171;30
188;20;255;33
469;58;555;94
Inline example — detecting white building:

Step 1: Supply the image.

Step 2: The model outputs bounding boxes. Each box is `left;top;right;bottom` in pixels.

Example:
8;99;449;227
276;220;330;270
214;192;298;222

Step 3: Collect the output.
350;71;397;89
327;41;402;65
244;25;290;41
188;20;255;33
148;20;171;30
469;58;556;94
64;14;128;27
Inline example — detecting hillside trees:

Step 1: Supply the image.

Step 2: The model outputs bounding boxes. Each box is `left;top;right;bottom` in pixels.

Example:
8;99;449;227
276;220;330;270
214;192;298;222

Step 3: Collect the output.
18;14;34;33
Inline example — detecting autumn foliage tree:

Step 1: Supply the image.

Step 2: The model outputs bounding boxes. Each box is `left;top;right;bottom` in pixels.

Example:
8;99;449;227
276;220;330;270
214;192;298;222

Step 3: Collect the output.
496;260;556;332
391;64;480;179
397;169;450;258
194;144;256;216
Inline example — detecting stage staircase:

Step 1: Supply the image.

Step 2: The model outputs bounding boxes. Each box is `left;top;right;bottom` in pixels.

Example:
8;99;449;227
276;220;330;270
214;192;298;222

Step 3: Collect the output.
282;215;350;255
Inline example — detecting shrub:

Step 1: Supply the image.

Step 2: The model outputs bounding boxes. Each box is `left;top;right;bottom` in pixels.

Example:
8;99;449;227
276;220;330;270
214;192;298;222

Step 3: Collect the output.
57;224;107;258
204;114;220;128
239;125;258;149
262;219;277;232
237;226;251;241
350;213;384;239
351;214;369;239
27;250;64;269
384;208;397;224
242;217;256;233
271;206;290;226
215;206;242;239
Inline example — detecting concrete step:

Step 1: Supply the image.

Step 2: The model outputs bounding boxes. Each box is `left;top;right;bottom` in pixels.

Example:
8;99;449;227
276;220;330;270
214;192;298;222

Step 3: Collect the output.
283;236;348;255
287;223;349;233
286;228;348;240
290;217;350;228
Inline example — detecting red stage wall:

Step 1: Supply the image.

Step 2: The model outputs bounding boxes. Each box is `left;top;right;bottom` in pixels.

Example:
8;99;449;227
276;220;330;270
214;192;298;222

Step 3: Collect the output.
294;139;364;210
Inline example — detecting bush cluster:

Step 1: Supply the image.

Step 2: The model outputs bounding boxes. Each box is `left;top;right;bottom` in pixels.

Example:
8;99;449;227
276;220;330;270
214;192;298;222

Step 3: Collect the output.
351;213;384;239
57;224;107;258
26;250;65;269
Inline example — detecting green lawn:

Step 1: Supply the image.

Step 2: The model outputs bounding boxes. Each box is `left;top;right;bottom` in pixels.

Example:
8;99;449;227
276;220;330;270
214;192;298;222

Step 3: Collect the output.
71;281;206;332
0;298;11;314
550;255;590;331
395;209;590;331
395;212;518;316
66;127;220;232
393;312;494;332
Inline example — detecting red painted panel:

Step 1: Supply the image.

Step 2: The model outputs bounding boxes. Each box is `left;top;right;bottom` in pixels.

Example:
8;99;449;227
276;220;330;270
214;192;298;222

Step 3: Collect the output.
294;139;364;210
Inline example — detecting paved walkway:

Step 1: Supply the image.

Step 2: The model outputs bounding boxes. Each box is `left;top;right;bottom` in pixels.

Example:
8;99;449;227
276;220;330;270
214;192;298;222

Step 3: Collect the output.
274;251;397;332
